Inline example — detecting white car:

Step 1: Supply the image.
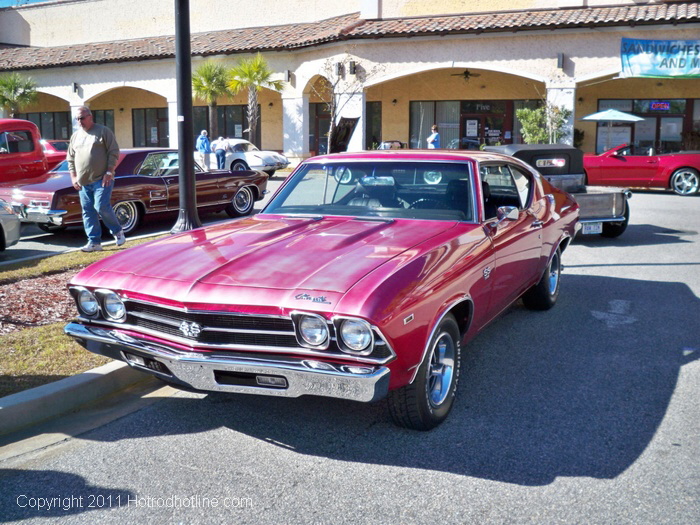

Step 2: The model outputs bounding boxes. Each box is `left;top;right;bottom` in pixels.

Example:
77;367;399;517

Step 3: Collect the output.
220;139;289;175
0;198;21;251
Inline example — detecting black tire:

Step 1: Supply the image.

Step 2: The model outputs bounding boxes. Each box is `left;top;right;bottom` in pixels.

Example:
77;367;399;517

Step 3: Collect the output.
37;223;68;234
670;168;700;196
522;247;561;311
113;201;142;234
225;186;255;217
601;201;630;238
388;314;461;431
230;160;248;172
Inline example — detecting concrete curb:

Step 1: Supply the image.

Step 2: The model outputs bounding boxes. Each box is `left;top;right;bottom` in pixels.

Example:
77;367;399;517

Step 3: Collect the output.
0;361;147;437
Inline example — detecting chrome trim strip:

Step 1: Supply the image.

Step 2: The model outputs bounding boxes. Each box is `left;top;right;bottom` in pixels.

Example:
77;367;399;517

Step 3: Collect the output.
65;322;390;403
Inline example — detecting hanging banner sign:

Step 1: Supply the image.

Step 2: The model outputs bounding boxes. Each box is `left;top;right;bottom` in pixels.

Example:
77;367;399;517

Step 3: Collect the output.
620;38;700;78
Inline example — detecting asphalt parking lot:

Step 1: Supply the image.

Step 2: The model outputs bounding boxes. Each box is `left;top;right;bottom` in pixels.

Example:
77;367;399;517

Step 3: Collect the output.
0;189;698;524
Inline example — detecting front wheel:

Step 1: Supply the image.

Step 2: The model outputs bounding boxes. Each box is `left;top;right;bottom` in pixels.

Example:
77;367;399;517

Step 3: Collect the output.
388;314;461;431
225;186;255;217
113;201;142;234
670;168;700;196
522;247;561;311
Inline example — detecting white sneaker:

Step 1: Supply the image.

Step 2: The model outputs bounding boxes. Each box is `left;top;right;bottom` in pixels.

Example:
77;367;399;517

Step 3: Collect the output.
114;230;126;246
81;243;103;252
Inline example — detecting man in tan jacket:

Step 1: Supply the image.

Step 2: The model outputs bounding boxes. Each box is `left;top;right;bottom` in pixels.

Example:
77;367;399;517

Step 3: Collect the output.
67;106;125;252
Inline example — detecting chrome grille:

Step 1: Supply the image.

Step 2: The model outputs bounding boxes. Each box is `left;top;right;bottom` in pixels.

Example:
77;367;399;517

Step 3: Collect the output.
122;299;394;362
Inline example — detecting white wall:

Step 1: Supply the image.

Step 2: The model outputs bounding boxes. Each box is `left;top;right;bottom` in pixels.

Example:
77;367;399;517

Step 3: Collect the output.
0;0;361;47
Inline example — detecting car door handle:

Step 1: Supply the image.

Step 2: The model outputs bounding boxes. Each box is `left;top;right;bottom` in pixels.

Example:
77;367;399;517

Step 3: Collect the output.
531;220;544;228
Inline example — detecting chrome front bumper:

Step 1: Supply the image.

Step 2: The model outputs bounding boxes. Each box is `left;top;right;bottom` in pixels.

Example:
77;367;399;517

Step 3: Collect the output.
65;322;390;403
11;203;67;224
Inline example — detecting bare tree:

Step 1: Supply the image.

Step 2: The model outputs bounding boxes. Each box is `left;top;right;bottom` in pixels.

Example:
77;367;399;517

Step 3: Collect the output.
309;54;383;153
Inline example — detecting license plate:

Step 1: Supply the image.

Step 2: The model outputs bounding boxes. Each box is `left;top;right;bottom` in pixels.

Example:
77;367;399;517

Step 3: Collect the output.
582;222;603;235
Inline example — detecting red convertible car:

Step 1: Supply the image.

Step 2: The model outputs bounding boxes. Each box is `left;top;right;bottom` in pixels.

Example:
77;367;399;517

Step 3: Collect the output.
65;150;580;430
584;144;700;196
0;148;268;234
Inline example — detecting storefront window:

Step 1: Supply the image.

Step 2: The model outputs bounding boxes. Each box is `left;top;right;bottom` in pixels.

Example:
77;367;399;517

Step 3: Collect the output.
597;99;689;153
365;101;382;149
409;101;435;149
17;111;72;139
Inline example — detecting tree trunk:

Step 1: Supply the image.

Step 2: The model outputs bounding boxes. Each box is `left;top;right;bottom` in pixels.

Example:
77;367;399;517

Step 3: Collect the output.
247;88;258;147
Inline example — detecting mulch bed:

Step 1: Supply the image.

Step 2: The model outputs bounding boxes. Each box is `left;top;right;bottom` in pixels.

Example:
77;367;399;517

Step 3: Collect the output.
0;270;81;336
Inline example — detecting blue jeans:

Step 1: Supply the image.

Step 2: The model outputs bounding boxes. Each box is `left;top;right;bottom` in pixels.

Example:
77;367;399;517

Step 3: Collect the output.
215;149;226;169
79;179;122;244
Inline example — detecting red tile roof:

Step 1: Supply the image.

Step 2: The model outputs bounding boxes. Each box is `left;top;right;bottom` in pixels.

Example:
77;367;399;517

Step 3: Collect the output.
0;4;698;71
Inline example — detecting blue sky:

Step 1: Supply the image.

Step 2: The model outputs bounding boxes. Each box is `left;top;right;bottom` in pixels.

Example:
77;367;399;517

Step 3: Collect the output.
0;0;51;8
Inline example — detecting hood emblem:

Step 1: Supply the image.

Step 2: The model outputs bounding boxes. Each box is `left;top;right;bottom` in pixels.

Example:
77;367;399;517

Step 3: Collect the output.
295;293;331;304
179;321;202;338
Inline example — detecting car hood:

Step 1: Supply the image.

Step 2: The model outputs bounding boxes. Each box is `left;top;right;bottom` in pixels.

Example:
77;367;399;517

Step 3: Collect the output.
72;214;459;305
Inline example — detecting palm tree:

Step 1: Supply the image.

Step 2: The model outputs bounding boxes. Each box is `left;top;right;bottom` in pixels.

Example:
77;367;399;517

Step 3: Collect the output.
192;61;231;139
227;53;284;147
0;72;38;118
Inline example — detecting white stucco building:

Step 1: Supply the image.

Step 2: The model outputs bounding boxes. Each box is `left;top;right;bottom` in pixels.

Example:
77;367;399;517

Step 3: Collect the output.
1;0;699;162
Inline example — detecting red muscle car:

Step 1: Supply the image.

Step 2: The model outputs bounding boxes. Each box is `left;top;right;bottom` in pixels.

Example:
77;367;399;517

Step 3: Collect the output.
40;139;69;170
0;148;267;234
65;150;580;430
584;144;700;196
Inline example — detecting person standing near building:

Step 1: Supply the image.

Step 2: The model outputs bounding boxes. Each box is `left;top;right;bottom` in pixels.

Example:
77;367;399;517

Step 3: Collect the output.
426;125;440;149
212;136;227;169
195;129;211;169
67;106;125;252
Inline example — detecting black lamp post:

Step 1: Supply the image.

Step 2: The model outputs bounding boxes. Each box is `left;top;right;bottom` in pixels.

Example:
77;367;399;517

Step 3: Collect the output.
170;0;202;234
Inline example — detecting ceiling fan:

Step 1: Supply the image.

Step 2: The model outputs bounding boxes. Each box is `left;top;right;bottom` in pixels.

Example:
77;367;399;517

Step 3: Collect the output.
451;69;481;82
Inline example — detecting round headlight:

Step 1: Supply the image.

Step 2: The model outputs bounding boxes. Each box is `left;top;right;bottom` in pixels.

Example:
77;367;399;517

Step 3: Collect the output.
340;319;372;352
102;291;126;321
299;315;328;346
78;289;99;316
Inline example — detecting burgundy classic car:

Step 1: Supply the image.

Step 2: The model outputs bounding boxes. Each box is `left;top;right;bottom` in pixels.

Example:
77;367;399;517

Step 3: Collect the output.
0;148;267;234
65;150;580;430
584;144;700;196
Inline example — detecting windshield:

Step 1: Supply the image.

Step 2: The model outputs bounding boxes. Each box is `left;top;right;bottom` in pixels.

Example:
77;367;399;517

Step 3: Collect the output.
264;161;475;222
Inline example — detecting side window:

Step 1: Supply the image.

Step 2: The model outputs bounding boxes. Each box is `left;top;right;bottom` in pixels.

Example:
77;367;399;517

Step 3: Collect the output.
0;130;34;154
508;166;532;209
481;163;531;211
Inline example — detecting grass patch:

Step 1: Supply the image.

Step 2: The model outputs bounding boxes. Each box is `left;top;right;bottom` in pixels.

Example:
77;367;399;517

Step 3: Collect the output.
0;234;167;397
0;235;166;285
0;322;111;398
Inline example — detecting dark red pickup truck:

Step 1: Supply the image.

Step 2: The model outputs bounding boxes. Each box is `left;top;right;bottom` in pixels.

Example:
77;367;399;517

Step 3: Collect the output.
0;118;49;182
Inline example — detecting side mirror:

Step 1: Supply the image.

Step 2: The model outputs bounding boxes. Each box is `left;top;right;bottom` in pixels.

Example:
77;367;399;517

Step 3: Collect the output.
496;206;519;222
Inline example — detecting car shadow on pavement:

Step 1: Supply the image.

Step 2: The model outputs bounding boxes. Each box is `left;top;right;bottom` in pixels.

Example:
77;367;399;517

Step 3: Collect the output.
15;274;698;488
574;224;698;248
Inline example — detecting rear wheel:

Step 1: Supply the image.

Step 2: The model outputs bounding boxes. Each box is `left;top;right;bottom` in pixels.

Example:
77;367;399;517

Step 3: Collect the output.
388;314;461;431
37;223;68;234
670;168;700;196
113;201;142;234
225;186;255;217
522;247;561;311
601;201;630;238
230;160;248;172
